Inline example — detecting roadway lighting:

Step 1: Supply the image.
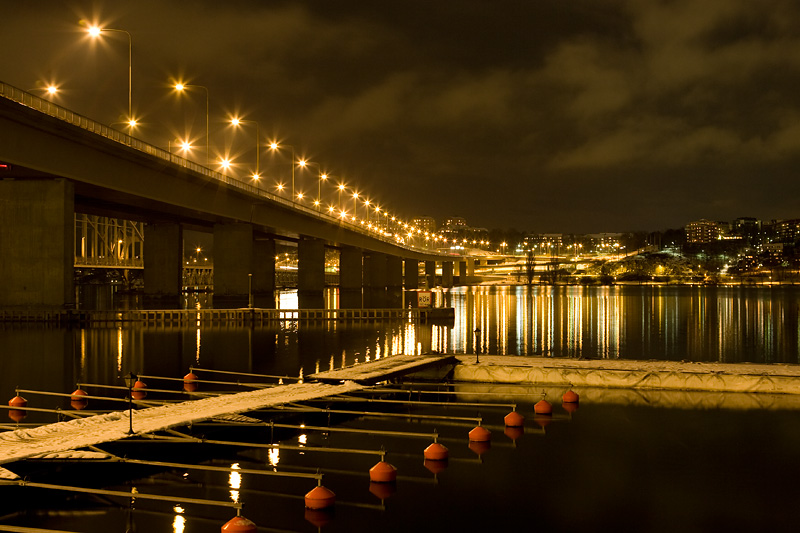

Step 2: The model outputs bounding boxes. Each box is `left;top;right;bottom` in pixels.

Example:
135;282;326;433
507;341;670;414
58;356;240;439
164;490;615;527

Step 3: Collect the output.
269;142;297;197
173;82;209;164
230;117;260;179
219;158;232;172
297;192;304;202
84;23;133;131
352;192;359;218
276;183;285;193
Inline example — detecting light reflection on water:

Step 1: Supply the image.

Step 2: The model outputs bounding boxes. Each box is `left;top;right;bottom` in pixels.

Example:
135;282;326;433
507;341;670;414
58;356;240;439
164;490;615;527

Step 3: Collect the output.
1;286;798;398
449;285;800;363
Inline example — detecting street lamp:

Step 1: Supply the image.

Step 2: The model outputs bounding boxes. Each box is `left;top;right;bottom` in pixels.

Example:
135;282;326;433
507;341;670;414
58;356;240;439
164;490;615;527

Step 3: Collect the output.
230;117;260;181
123;372;137;434
298;159;325;210
352;191;359;220
174;82;209;165
84;23;134;130
269;142;296;197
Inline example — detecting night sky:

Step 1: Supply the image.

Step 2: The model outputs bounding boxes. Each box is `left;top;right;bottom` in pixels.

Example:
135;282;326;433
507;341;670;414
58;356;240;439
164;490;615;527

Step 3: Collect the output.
2;0;799;233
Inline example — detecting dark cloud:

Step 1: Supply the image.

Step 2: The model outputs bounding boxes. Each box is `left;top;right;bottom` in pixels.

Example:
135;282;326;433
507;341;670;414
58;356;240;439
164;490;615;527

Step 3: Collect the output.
2;0;799;233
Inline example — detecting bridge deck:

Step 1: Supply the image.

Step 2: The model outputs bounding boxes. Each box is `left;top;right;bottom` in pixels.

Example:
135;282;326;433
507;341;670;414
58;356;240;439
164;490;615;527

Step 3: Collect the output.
308;354;456;384
0;354;452;467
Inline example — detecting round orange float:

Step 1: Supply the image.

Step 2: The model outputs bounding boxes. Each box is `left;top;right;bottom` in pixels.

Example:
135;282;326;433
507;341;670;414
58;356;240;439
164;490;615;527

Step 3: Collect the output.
220;515;257;532
369;461;397;483
70;388;88;410
504;410;524;427
423;442;449;461
468;425;491;442
183;372;199;393
534;399;553;415
131;380;148;400
8;395;27;408
562;390;579;403
305;485;336;509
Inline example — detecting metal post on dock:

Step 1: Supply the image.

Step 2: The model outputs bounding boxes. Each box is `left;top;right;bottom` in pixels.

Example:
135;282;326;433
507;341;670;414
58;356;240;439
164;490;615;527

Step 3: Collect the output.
123;372;137;434
248;273;253;309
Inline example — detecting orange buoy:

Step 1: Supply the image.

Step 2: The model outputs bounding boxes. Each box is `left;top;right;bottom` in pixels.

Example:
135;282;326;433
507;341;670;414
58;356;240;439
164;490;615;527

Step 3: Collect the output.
369;461;397;483
220;515;257;532
468;440;491;456
504;410;525;427
369;481;397;500
8;409;26;423
8;395;27;408
305;485;336;509
504;425;524;441
304;509;334;528
562;390;579;403
562;401;579;414
423;442;449;461
131;380;147;400
424;459;448;475
70;388;88;410
534;399;552;415
468;425;491;442
183;372;199;393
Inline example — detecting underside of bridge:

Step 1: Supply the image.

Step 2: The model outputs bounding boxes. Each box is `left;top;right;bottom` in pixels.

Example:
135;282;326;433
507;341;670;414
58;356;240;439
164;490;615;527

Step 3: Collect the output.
0;85;459;309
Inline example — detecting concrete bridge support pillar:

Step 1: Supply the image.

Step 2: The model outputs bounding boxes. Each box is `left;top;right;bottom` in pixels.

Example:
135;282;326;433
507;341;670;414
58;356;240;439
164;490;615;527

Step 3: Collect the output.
144;222;183;308
339;246;363;309
213;223;253;308
364;252;388;308
404;258;419;289
425;261;436;288
253;238;276;308
298;237;325;309
0;179;74;309
441;261;454;288
458;260;467;284
386;255;403;308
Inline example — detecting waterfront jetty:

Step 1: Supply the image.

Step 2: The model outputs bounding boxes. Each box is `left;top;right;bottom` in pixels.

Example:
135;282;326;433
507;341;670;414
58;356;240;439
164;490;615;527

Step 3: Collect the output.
452;355;800;395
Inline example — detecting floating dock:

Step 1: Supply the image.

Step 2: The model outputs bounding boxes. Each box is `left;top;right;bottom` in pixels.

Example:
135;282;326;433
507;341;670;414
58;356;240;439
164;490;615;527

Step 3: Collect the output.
0;354;454;466
452;355;800;395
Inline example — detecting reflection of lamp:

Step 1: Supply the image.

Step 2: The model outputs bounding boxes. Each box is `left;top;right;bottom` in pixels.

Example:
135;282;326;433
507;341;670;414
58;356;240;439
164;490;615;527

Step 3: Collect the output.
123;372;137;434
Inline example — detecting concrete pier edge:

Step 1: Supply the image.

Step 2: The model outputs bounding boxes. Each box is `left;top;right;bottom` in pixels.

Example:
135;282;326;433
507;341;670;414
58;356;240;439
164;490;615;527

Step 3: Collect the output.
450;355;800;395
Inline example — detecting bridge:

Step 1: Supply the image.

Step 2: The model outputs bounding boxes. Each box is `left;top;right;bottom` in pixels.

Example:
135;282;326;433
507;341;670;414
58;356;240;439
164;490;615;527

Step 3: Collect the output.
0;81;472;310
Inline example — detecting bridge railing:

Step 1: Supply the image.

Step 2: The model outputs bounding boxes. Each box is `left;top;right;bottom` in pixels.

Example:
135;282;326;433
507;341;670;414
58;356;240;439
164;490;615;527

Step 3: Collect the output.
0;81;448;256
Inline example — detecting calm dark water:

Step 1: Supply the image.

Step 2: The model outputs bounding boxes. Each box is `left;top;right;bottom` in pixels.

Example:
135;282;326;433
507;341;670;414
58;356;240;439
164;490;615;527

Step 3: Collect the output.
1;285;800;531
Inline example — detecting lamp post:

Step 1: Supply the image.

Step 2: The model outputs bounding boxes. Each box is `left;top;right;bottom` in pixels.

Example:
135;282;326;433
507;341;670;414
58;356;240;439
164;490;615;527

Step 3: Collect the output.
231;118;260;181
174;83;209;165
85;23;134;130
352;191;359;220
269;142;296;198
123;372;137;434
298;159;326;210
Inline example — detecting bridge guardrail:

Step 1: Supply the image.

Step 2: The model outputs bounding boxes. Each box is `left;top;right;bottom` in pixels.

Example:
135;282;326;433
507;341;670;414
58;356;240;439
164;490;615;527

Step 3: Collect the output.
0;81;449;257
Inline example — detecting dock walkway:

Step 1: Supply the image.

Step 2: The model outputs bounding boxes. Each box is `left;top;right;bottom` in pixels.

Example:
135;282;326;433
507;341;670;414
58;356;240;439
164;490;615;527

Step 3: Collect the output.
0;354;453;466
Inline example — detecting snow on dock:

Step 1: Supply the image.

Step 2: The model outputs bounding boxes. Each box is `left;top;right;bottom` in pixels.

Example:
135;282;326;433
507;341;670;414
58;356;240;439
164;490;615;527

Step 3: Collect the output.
0;354;455;467
308;354;456;384
0;381;363;466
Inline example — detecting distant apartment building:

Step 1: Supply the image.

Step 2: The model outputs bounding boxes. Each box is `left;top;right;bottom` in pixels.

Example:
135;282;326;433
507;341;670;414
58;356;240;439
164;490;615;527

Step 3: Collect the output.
411;216;437;234
773;218;800;243
685;219;723;243
440;216;469;240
